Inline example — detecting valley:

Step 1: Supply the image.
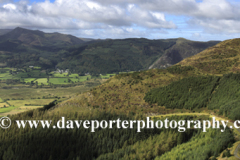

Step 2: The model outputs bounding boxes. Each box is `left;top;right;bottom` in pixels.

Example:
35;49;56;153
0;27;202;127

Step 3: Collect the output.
0;28;240;160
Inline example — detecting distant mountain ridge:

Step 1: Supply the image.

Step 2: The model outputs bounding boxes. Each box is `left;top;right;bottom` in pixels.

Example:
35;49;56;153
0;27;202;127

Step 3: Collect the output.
0;27;85;47
0;27;220;73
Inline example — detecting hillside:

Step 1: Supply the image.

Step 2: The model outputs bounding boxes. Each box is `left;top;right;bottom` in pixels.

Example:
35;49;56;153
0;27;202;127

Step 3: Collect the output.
149;38;220;69
178;38;240;74
63;38;240;116
1;38;240;159
42;38;240;159
0;27;218;73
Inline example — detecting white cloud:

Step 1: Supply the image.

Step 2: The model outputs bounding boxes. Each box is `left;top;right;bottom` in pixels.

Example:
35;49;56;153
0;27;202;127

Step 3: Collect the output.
0;0;176;30
3;3;16;10
0;0;240;39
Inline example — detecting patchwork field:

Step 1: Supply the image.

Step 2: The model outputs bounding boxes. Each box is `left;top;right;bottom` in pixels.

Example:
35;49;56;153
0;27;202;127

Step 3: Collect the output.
0;76;105;116
0;68;114;85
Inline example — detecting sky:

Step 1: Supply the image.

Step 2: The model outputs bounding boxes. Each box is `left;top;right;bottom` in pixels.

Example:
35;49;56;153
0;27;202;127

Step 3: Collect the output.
0;0;240;41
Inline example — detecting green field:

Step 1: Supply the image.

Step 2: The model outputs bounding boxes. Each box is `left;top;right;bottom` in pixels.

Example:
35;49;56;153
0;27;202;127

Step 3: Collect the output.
24;78;37;83
0;67;111;116
0;72;14;79
49;78;71;84
0;106;17;113
34;78;48;84
52;73;68;77
100;74;115;79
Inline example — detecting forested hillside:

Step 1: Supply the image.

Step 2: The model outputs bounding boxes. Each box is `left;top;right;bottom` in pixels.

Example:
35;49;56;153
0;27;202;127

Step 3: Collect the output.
144;73;240;120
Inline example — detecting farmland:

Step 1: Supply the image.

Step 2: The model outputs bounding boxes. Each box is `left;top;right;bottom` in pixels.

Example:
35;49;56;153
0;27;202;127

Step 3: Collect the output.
0;67;113;116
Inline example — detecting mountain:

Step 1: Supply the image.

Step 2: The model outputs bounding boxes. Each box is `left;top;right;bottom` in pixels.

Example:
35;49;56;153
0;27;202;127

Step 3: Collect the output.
0;27;219;73
56;38;219;74
0;27;85;47
0;29;12;36
149;38;220;69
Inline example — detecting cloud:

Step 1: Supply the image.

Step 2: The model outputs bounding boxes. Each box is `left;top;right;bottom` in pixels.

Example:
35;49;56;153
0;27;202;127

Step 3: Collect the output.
0;0;240;39
0;0;175;30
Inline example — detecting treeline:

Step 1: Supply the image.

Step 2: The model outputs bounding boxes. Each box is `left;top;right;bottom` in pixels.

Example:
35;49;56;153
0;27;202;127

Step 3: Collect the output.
144;73;240;120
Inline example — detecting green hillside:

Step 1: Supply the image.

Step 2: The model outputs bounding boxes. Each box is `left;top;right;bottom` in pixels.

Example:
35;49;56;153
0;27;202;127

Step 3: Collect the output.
179;38;240;74
144;73;240;120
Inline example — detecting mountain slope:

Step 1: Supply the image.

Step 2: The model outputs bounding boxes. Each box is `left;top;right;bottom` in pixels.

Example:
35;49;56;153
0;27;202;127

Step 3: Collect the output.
178;38;240;74
52;38;240;116
57;38;219;74
0;27;219;73
149;38;220;69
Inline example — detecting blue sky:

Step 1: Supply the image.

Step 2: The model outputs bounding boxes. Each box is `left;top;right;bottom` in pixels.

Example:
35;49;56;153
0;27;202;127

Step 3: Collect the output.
1;0;240;41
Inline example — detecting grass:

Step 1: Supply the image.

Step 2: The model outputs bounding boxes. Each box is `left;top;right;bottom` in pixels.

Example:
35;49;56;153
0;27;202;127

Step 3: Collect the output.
0;106;17;113
49;78;70;84
34;78;48;84
14;70;48;78
0;72;14;79
53;73;68;77
100;74;115;79
24;78;36;83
